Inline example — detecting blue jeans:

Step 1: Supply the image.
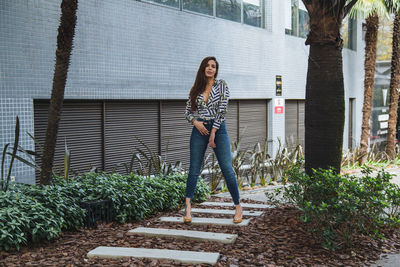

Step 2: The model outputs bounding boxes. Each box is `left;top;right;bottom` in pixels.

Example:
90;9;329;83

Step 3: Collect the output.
185;119;240;205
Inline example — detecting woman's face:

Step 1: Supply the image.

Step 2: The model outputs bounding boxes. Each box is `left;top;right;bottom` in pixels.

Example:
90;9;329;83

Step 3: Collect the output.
204;60;217;79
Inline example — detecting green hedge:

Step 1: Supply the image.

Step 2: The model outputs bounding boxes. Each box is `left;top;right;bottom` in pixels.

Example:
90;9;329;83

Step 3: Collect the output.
0;172;210;251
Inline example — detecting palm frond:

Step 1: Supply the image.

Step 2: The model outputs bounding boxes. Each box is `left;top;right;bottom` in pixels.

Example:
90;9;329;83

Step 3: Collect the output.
348;0;390;19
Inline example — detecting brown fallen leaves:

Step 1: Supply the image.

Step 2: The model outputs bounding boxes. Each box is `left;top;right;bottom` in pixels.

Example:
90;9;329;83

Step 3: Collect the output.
1;197;399;266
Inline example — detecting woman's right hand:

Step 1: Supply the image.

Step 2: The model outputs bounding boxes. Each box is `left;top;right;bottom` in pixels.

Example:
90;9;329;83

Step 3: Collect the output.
193;120;209;135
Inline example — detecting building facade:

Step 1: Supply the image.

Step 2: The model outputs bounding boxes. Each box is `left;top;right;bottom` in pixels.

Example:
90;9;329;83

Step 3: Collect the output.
0;0;365;184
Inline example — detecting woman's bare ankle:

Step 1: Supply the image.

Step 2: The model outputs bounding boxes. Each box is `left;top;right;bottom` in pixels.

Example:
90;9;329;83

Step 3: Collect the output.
185;198;192;217
235;204;242;214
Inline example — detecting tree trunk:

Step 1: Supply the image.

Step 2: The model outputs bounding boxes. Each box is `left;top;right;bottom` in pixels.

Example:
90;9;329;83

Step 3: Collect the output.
386;13;400;159
359;13;379;164
305;44;345;174
40;0;78;185
303;1;348;175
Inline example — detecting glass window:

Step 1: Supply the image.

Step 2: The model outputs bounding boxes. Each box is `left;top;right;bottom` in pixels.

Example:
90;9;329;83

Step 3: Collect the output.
285;0;309;38
285;0;292;30
341;16;356;50
298;8;309;38
183;0;213;16
243;0;262;27
142;0;266;29
216;0;241;23
143;0;179;9
285;0;298;35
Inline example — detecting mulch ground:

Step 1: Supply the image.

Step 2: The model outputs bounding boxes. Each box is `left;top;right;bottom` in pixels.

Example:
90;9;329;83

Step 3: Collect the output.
1;196;400;267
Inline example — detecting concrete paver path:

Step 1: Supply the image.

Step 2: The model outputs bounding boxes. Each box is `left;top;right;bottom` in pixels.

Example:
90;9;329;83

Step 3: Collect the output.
200;201;271;209
160;216;250;226
182;208;263;217
87;246;220;265
128;227;238;243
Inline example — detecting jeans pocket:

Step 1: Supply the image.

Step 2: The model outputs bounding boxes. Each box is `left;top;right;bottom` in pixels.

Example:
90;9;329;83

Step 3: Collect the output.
216;123;227;135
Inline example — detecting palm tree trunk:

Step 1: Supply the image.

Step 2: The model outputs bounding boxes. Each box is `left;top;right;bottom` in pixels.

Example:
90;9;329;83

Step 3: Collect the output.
40;0;78;185
305;44;345;174
386;13;400;159
359;13;379;164
302;0;350;175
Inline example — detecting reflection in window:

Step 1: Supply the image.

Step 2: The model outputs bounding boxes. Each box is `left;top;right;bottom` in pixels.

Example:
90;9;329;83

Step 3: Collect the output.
341;16;356;50
183;0;213;16
216;0;241;23
285;0;309;38
142;0;265;29
298;8;309;38
143;0;179;9
243;0;262;27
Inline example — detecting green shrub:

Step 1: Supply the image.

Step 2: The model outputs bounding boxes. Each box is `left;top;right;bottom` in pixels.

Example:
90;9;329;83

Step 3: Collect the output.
14;184;86;230
53;172;210;223
0;172;209;251
0;190;62;251
267;164;400;250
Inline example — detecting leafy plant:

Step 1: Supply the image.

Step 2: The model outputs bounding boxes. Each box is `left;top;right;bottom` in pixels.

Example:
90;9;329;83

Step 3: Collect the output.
342;142;393;170
10;131;75;180
231;139;248;188
131;136;183;177
246;139;271;186
246;143;260;187
63;138;71;179
0;190;62;251
0;171;210;252
267;164;400;250
268;138;303;182
203;152;223;193
257;139;271;186
1;116;20;192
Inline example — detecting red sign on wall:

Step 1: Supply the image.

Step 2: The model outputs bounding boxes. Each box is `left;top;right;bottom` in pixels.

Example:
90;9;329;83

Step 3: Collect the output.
274;98;284;114
274;106;284;114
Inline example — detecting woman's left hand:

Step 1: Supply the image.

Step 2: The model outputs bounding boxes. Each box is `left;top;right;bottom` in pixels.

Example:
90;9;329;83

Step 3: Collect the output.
209;132;216;148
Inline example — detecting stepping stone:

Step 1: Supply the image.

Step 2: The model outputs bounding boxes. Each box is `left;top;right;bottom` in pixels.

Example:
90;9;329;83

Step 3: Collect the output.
182;208;263;217
200;201;271;209
160;216;250;226
87;246;220;265
128;227;238;244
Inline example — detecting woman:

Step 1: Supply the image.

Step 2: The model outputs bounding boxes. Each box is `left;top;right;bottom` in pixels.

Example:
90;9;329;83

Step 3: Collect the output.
184;56;243;224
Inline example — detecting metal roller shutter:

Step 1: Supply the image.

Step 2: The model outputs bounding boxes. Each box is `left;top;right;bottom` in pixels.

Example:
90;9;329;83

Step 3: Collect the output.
285;101;298;146
238;100;268;150
298;101;305;148
226;100;238;144
160;101;192;170
104;101;159;174
34;101;103;183
285;100;305;148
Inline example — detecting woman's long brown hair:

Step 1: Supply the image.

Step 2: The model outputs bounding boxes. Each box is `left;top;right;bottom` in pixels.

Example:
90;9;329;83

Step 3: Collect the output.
189;56;219;111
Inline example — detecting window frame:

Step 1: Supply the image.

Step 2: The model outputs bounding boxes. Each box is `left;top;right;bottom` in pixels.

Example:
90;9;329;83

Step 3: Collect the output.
285;0;309;38
139;0;266;29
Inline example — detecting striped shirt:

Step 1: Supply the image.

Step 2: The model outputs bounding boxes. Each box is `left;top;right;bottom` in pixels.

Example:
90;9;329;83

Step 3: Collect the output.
184;79;229;130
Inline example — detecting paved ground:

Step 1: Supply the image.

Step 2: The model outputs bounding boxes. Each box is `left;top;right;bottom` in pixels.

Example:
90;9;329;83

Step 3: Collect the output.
215;166;400;267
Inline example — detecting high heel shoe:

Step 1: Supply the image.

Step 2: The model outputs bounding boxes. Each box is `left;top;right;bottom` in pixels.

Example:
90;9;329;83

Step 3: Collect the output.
183;205;192;224
233;205;243;224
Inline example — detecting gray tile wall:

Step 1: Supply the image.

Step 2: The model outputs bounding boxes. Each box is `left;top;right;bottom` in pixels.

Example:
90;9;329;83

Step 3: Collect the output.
0;98;35;184
0;0;365;184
